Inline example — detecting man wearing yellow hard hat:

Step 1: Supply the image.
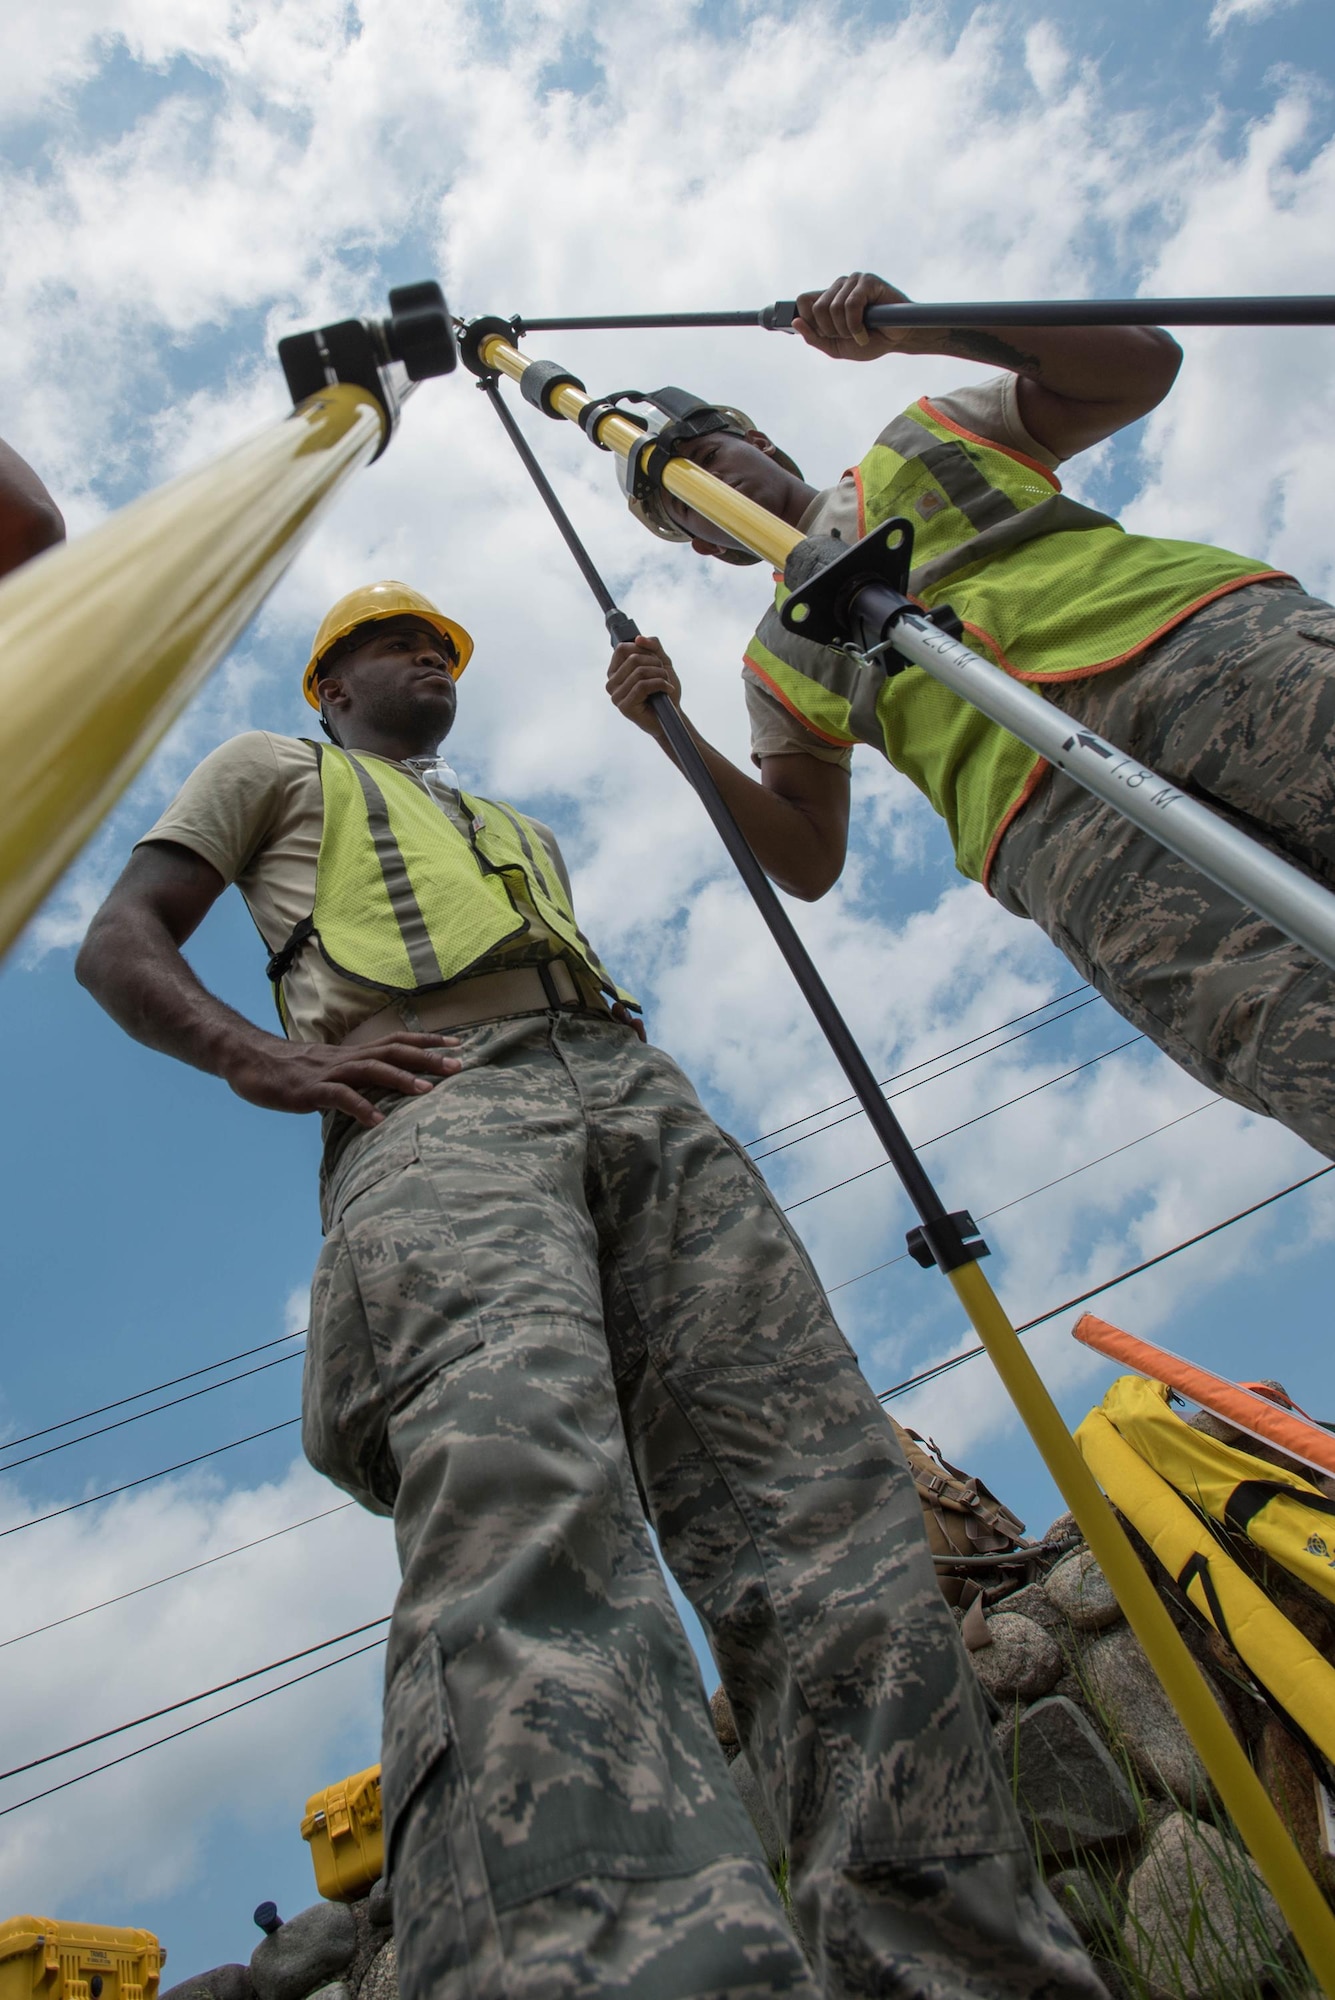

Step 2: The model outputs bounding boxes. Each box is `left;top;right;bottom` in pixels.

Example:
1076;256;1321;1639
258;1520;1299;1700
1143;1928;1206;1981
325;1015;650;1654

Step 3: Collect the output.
77;585;1101;2000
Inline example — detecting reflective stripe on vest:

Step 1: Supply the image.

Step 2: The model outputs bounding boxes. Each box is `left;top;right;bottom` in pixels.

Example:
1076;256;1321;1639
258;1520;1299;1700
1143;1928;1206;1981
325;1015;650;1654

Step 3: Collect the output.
271;744;634;1014
746;395;1283;884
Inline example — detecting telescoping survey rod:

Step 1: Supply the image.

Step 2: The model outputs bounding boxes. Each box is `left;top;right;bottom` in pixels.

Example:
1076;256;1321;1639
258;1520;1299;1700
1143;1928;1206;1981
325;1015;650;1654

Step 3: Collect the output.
513;292;1335;334
0;282;455;959
465;321;1335;1990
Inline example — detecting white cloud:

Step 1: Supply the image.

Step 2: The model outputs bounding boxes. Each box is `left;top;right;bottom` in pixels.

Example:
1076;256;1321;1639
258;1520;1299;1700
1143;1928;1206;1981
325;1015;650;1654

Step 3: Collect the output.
0;1454;396;1912
1207;0;1300;35
1;0;1333;1941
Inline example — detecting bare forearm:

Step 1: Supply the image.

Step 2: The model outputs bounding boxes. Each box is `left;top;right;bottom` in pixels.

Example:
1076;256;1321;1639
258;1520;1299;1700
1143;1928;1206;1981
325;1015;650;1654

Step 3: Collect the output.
794;274;1182;454
77;906;275;1077
925;323;1181;409
658;713;843;900
0;437;65;577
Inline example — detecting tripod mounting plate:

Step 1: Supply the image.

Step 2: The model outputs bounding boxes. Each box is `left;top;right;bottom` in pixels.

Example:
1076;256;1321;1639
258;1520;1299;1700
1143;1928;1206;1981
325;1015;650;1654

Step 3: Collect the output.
278;280;455;457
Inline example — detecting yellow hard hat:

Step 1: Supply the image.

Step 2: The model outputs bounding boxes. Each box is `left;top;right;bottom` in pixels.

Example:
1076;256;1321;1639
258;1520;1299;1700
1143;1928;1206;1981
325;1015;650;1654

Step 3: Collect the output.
302;581;475;709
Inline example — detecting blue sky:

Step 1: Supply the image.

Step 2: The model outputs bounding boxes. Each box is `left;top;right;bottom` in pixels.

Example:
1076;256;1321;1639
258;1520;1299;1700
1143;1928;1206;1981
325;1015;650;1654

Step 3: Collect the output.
1;0;1333;1979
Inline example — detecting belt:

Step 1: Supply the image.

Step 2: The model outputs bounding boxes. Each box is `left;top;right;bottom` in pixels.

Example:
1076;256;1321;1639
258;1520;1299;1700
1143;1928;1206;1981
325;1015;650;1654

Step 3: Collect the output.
340;960;610;1046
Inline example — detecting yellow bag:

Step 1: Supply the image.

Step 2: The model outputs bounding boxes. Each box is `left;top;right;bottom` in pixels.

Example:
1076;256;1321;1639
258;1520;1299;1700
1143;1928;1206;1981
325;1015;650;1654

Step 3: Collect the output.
1101;1374;1335;1606
1077;1399;1335;1766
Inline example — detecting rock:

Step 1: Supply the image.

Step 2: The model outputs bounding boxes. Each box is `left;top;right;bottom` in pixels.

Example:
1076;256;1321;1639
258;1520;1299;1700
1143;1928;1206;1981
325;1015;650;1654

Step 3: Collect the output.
359;1941;397;2000
710;1684;740;1759
1043;1512;1079;1547
160;1970;255;2000
729;1750;782;1868
1122;1810;1289;1998
1046;1867;1121;1950
1080;1624;1214;1806
305;1987;350;2000
1255;1719;1335;1901
1000;1581;1070;1643
367;1878;393;1932
995;1696;1139;1856
1045;1549;1123;1632
250;1903;358;2000
346;1895;391;1995
968;1612;1063;1703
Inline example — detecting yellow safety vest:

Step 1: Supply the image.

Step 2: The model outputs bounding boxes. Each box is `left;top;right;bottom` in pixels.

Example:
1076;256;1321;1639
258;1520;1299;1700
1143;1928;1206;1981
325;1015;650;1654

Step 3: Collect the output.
745;397;1283;885
1077;1379;1335;1769
269;744;635;1023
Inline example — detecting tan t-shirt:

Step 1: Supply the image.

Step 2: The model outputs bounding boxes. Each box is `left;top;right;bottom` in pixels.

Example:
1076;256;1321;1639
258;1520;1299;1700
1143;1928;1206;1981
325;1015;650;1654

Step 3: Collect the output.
138;731;579;1045
743;376;1062;767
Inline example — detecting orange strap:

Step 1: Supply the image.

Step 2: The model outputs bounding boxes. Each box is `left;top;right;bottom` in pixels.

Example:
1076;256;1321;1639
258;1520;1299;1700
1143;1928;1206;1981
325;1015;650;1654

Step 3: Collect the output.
1072;1314;1335;1481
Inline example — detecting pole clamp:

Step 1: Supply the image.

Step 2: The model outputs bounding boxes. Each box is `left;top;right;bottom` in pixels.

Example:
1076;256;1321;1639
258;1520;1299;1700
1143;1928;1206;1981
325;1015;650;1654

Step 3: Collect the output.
458;315;522;380
277;282;455;459
779;517;915;650
519;358;587;417
577;391;650;448
777;515;965;668
906;1211;990;1274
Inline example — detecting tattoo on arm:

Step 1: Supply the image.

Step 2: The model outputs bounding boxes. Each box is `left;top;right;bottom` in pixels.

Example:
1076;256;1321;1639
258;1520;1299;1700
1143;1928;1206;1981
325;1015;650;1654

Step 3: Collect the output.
946;329;1043;376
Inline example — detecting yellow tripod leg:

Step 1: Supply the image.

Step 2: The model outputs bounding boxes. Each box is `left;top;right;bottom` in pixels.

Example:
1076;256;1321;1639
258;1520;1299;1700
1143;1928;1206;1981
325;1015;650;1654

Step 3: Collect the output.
0;383;384;957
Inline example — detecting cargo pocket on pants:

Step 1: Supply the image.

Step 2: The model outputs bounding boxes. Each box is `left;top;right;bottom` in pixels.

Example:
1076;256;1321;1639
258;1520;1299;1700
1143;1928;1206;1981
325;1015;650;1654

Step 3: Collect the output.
383;1634;504;1996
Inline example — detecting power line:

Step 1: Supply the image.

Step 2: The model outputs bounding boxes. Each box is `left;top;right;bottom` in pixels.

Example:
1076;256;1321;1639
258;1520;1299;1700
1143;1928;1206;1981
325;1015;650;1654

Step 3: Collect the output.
751;997;1099;1162
0;1502;355;1652
0;1418;302;1540
876;1164;1335;1403
0;1331;304;1455
744;985;1090;1149
0;1615;391;1783
827;1101;1216;1294
0;1036;1157;1528
2;994;1093;1457
0;1635;389;1821
0;1349;304;1473
783;1037;1141;1213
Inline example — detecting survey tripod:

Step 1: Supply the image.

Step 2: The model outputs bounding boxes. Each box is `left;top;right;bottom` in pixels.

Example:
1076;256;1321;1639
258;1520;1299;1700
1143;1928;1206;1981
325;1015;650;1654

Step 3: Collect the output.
1;279;1334;1986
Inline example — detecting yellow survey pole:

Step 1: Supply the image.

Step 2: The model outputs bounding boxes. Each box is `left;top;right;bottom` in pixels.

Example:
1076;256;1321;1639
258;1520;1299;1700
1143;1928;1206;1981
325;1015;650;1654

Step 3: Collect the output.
476;324;1335;1990
478;334;801;568
0;384;384;956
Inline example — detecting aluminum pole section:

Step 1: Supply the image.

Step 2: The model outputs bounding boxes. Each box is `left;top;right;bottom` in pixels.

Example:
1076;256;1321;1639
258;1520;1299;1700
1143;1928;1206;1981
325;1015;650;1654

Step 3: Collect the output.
0;384;385;956
883;607;1335;972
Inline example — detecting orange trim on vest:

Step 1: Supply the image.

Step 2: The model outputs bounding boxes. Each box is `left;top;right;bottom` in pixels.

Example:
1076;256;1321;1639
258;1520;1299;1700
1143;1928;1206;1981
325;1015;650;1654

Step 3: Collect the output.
917;396;1062;490
1014;572;1292;682
743;651;856;748
980;755;1049;895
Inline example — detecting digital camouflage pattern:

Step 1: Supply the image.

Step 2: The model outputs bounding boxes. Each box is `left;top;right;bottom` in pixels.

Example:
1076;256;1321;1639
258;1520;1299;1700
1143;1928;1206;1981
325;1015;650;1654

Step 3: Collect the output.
304;1012;1104;1999
992;579;1335;1160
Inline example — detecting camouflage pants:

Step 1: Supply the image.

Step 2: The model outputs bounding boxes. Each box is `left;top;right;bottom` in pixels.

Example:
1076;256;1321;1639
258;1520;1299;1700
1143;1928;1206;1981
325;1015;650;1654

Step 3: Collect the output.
304;1012;1102;2000
992;580;1335;1159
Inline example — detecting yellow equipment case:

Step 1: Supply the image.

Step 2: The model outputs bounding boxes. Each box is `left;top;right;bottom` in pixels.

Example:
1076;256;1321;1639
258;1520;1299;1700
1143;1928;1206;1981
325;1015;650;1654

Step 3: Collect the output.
300;1764;384;1902
0;1918;164;2000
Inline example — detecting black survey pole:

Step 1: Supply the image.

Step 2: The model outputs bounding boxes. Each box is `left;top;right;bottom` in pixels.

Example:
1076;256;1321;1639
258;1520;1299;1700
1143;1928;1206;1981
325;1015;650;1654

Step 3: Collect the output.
477;374;970;1261
512;294;1335;334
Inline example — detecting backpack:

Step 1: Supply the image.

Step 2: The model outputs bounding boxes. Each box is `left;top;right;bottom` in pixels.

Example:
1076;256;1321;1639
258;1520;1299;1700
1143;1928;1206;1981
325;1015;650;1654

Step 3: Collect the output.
890;1417;1030;1616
